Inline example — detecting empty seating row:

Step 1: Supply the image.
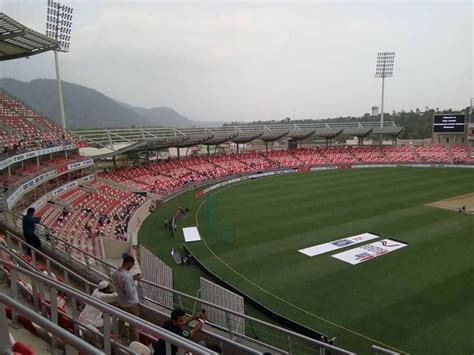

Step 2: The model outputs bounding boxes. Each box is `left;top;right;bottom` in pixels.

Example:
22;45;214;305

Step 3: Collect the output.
0;92;77;157
99;145;471;197
37;182;146;258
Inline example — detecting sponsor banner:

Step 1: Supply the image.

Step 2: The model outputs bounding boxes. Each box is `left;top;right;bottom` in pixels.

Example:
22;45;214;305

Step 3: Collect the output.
195;163;474;199
398;164;473;169
444;164;474;169
332;239;407;265
201;177;243;195
311;166;337;171
0;145;77;170
298;166;311;173
353;164;394;169
199;169;296;196
67;159;94;171
52;181;78;197
404;164;432;168
6;159;94;209
298;232;379;257
83;173;95;182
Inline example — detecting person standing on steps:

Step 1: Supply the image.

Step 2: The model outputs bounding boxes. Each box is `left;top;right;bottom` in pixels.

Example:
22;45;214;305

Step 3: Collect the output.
22;207;41;256
111;255;141;344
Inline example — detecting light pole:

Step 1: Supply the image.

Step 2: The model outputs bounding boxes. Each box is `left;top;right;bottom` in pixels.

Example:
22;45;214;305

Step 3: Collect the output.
375;52;395;128
470;98;473;123
45;0;73;129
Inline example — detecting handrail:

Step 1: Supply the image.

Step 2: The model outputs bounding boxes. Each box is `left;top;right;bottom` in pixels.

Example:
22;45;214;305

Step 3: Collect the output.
1;208;355;354
0;144;77;170
0;208;115;274
0;259;218;355
143;297;290;355
0;243;96;291
3;157;91;202
0;293;104;355
0;244;265;355
139;279;354;354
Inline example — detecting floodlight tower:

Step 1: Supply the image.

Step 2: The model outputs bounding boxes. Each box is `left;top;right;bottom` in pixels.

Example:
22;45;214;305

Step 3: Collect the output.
374;52;395;128
470;97;474;123
45;0;73;129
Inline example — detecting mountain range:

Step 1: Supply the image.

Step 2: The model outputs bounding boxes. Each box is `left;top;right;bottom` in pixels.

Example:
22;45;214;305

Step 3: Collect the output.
0;78;221;129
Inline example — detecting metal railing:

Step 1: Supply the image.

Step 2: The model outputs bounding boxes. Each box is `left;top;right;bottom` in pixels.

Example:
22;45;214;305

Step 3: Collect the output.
0;204;402;355
0;259;218;355
0;223;354;355
0;209;115;278
0;234;267;355
0;293;104;355
139;283;354;355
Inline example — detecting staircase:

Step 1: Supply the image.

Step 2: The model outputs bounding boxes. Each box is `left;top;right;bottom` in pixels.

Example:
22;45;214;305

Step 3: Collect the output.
411;145;421;163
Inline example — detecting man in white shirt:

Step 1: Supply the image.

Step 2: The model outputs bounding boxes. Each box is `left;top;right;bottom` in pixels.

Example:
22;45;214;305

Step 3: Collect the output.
111;255;141;343
78;281;118;329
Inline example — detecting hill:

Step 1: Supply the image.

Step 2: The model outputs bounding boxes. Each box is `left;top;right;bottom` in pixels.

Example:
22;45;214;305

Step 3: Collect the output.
0;78;217;129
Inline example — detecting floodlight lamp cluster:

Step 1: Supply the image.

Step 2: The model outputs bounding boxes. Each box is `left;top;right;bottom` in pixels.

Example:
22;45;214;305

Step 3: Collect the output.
375;52;395;78
45;0;73;52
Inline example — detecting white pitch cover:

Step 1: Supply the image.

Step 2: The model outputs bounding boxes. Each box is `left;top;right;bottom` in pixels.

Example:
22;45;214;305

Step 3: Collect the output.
182;227;202;242
332;239;407;265
298;233;379;257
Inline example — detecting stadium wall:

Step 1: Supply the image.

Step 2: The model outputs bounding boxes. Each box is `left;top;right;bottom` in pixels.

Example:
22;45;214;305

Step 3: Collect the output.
101;237;129;259
127;198;153;246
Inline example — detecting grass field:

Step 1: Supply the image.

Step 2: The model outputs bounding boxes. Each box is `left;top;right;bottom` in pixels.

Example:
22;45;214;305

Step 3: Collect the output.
139;167;474;354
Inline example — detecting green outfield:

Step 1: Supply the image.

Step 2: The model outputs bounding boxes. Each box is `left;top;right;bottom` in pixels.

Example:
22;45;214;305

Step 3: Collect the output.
139;167;474;354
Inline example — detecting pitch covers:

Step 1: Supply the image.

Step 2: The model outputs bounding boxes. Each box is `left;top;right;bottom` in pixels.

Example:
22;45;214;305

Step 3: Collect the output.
298;233;379;257
332;239;407;265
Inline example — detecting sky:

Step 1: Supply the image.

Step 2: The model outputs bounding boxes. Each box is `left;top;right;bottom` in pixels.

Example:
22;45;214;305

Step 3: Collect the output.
0;0;472;122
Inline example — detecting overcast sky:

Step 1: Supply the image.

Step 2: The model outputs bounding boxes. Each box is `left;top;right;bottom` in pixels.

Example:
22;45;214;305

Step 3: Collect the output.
1;0;472;122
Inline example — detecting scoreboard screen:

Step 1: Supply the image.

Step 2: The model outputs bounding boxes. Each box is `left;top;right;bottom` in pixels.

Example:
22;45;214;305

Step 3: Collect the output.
433;114;465;133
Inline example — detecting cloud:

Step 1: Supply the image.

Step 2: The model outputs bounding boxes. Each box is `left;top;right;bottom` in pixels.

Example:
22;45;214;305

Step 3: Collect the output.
0;1;471;122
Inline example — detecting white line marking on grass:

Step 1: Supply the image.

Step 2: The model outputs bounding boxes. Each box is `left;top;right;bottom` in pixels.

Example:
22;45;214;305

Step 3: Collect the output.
194;183;407;354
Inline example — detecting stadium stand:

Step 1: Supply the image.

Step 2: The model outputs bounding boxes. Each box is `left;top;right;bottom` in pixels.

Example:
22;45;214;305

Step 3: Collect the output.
319;146;358;164
0;91;76;156
350;146;387;163
1;13;439;354
289;148;329;166
37;183;145;255
206;154;253;175
236;151;277;170
97;144;474;196
381;145;418;163
264;150;302;167
414;145;450;163
450;145;470;163
1;87;473;355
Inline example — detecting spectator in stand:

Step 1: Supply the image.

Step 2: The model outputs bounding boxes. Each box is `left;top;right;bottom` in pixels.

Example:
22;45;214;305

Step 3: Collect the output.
111;255;141;344
78;281;117;329
22;208;41;256
153;308;207;355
